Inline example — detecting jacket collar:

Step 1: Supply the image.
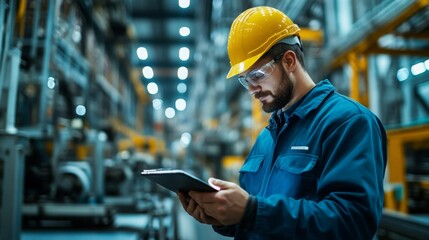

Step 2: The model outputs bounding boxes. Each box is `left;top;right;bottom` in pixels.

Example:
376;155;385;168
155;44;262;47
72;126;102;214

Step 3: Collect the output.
292;79;335;118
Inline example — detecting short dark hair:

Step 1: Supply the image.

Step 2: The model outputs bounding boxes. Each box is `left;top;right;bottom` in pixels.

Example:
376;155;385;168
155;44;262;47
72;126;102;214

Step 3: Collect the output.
263;42;306;70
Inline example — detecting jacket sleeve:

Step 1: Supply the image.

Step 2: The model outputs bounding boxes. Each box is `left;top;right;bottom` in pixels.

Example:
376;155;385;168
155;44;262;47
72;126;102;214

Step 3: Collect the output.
212;225;237;237
249;113;387;239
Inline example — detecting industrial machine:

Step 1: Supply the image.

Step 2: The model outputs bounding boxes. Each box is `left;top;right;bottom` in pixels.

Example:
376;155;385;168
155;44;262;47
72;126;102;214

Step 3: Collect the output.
0;0;175;239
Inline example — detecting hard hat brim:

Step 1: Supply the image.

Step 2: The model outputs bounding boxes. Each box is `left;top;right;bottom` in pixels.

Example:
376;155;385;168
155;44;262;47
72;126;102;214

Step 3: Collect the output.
226;53;263;79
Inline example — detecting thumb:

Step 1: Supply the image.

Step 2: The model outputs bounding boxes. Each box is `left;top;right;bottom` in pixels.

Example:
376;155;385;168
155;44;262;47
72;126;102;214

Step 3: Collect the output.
208;177;232;190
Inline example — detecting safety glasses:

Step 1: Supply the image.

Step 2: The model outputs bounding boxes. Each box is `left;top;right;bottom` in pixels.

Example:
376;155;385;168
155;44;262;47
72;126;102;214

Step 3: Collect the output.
237;52;284;89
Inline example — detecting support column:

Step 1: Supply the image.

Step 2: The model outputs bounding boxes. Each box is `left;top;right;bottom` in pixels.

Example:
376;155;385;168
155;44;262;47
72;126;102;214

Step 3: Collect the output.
348;52;369;106
0;133;28;240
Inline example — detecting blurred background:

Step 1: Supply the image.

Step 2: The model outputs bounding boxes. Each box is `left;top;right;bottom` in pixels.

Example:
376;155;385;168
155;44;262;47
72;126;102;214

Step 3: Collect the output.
1;0;429;239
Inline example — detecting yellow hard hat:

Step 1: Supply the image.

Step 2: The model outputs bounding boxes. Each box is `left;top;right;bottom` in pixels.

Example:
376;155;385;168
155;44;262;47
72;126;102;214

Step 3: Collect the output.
226;6;300;79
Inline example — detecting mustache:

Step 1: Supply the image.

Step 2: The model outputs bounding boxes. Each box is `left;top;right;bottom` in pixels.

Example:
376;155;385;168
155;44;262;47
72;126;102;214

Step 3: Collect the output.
254;91;272;99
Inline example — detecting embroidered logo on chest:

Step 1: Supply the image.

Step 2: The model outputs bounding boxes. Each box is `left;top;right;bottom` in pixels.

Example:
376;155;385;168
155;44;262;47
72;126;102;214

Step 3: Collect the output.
290;146;309;150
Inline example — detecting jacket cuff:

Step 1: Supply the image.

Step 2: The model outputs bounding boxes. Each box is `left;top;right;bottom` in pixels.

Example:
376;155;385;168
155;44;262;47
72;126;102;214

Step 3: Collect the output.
212;225;237;237
238;195;257;231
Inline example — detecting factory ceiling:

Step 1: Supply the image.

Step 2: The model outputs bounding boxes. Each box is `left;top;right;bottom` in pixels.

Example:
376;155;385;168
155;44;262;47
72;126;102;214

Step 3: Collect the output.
89;0;207;123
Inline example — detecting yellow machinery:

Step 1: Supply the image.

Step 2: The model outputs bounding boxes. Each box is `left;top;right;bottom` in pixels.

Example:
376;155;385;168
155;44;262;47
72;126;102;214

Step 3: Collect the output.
385;125;429;213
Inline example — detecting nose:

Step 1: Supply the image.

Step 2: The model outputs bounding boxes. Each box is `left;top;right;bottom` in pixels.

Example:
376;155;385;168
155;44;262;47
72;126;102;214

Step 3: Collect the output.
247;83;260;95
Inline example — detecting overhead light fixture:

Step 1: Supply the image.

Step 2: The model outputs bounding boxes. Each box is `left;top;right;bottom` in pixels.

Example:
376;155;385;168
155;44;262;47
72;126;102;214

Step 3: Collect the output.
179;27;190;37
75;105;86;116
136;47;148;60
47;76;56;89
152;99;163;110
411;62;426;76
178;0;190;8
175;98;186;111
142;66;154;79
177;83;187;93
396;68;409;82
425;59;429;70
165;107;176;119
179;47;190;61
147;82;158;95
178;67;188;80
180;132;192;146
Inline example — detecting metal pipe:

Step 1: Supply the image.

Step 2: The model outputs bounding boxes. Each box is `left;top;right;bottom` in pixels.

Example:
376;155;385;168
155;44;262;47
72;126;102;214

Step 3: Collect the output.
5;48;21;133
327;0;415;57
0;133;28;240
39;0;56;129
0;0;17;111
30;0;42;59
16;0;27;37
0;0;6;66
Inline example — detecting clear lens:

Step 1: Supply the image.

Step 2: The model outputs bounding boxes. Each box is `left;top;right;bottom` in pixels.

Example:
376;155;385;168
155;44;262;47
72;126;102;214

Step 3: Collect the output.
238;76;249;89
237;59;275;89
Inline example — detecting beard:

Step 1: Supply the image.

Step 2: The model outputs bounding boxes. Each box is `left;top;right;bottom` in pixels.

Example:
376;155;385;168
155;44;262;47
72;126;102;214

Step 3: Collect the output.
257;68;293;113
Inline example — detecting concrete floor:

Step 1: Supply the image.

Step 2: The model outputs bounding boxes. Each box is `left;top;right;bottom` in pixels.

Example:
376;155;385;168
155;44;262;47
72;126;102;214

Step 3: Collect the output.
21;201;232;240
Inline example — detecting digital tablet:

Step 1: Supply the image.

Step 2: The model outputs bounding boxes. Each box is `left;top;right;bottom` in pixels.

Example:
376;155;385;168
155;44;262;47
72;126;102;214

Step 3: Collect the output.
141;169;219;193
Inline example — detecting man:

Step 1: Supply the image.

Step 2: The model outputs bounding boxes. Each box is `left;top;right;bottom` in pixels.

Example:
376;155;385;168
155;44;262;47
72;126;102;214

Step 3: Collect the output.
178;6;387;239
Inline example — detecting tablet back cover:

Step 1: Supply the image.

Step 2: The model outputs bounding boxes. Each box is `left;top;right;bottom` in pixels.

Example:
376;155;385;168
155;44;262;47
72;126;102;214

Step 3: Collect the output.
141;169;218;192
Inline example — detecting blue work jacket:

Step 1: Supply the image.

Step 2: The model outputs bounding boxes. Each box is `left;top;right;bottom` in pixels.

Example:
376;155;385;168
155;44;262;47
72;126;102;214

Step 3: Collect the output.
215;80;387;239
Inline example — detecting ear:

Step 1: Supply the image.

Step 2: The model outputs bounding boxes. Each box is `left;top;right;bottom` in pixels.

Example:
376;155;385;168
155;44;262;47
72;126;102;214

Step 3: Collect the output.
281;50;297;72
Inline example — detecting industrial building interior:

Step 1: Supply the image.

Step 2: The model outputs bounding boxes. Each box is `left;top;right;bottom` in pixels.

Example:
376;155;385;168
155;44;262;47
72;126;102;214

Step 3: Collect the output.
1;0;429;239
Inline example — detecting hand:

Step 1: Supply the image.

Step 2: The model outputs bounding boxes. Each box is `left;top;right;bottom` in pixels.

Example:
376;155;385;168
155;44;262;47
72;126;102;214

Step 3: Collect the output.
188;178;249;226
177;192;222;226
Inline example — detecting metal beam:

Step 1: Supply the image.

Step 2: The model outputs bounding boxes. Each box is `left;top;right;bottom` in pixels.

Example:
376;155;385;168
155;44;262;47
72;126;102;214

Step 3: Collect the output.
369;46;429;57
134;37;195;45
327;0;429;70
299;28;324;45
130;11;195;19
134;61;195;68
0;133;28;240
130;68;149;103
395;31;429;40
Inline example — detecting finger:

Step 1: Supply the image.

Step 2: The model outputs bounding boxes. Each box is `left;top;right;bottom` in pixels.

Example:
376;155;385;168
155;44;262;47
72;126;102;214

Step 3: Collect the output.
188;191;203;203
187;198;198;214
208;178;233;190
198;208;222;226
190;201;204;221
177;192;189;209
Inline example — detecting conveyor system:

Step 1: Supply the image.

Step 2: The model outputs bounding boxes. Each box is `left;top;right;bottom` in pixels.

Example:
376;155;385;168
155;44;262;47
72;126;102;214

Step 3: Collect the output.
377;210;429;240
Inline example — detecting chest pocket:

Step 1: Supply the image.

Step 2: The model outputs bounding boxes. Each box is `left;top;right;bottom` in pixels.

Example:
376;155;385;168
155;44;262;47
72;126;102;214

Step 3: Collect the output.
268;154;319;197
275;154;318;176
239;155;264;195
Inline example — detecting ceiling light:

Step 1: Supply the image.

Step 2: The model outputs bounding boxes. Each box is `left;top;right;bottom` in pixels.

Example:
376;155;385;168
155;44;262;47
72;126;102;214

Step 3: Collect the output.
179;47;190;61
177;83;187;93
136;47;148;60
142;66;154;79
396;68;409;82
179;27;190;37
47;77;56;89
425;59;429;70
165;107;176;118
411;62;426;76
147;82;158;95
178;67;188;80
152;99;163;110
180;132;192;146
75;105;86;116
175;98;186;111
178;0;190;8
72;30;81;43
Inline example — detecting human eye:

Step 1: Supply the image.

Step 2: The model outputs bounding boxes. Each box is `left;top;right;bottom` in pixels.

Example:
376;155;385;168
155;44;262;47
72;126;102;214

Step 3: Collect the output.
248;70;266;82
